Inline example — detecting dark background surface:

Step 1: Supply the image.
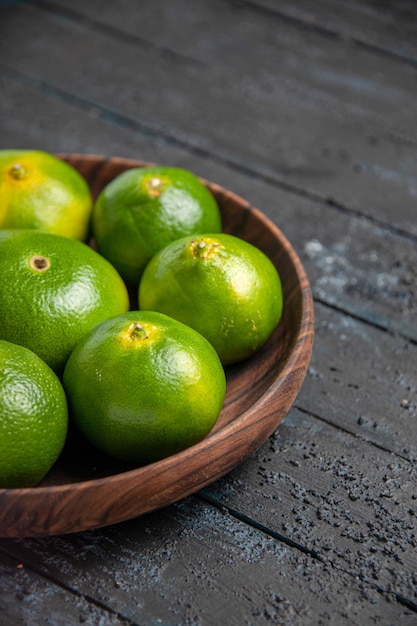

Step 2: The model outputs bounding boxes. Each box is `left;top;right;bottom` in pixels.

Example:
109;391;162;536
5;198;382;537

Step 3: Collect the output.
0;1;416;624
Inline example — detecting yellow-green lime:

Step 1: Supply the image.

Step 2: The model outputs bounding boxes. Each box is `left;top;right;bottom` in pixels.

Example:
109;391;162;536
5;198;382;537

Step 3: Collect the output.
139;233;283;365
63;311;226;465
92;166;222;286
0;150;92;241
0;340;68;488
0;230;130;375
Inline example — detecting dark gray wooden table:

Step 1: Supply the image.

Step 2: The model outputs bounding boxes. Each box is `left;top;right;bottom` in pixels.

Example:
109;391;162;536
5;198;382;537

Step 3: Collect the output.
1;1;416;624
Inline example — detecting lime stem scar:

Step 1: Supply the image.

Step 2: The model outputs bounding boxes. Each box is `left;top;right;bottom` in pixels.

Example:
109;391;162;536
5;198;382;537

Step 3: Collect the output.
9;163;28;180
129;322;149;340
191;238;222;260
29;255;50;272
146;177;164;197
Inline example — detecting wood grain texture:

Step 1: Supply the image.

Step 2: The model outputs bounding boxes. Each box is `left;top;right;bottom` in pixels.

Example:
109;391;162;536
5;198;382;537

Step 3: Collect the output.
299;303;417;459
249;0;417;61
0;155;314;538
1;1;417;237
1;498;416;625
0;551;126;626
201;405;417;604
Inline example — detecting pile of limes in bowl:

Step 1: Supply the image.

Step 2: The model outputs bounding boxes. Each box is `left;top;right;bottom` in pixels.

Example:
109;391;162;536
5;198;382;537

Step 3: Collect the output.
0;149;283;488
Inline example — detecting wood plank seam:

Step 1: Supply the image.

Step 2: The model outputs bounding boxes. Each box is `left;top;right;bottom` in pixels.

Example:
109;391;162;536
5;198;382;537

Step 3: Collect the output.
1;62;416;246
32;0;205;71
294;405;412;462
29;0;417;69
312;296;417;345
223;0;417;68
0;545;140;626
198;491;417;613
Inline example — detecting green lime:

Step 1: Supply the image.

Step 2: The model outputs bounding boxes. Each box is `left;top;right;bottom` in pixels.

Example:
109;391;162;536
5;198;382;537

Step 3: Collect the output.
0;150;92;241
139;233;283;365
0;340;68;488
92;166;222;286
0;230;130;375
63;311;226;465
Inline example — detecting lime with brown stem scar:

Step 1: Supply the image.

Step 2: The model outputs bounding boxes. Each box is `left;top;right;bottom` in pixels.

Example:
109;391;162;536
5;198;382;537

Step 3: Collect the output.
139;233;283;365
0;230;130;375
63;311;226;465
92;166;222;286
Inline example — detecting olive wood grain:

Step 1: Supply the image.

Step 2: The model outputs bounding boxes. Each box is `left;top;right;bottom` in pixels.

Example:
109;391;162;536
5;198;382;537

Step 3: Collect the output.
0;155;314;537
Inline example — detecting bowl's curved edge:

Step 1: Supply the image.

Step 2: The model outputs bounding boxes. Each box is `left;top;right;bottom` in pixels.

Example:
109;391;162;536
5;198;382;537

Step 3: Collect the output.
0;155;314;538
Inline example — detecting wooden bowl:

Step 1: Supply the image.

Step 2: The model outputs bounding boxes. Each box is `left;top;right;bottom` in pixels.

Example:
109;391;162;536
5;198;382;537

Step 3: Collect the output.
0;155;314;537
